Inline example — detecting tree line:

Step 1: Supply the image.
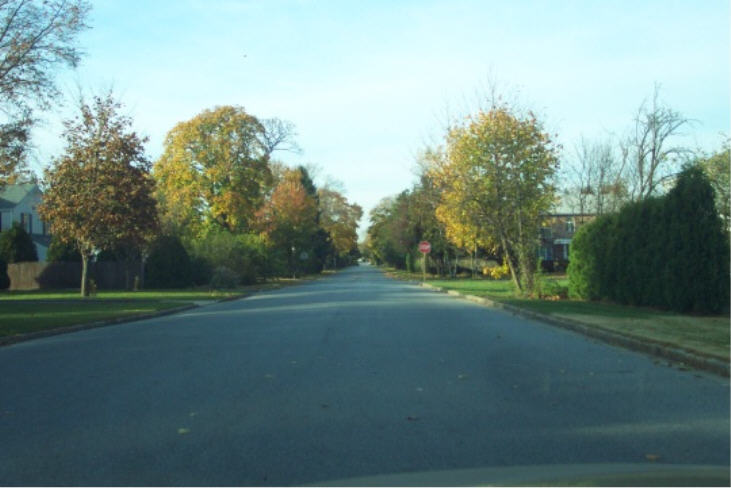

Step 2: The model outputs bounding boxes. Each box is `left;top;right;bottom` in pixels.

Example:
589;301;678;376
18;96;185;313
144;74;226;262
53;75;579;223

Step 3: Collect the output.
365;87;729;305
0;1;362;295
35;95;362;295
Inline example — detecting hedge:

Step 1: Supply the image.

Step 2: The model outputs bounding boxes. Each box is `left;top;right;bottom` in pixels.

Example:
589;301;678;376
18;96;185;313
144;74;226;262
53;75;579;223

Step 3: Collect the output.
568;166;729;314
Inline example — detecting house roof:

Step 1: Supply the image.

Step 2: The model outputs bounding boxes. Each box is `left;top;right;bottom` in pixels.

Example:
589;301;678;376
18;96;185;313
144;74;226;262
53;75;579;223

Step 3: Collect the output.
0;183;40;209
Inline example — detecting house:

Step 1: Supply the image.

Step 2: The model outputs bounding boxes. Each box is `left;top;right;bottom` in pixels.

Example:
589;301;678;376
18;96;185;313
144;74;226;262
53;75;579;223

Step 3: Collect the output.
0;183;51;261
539;198;596;272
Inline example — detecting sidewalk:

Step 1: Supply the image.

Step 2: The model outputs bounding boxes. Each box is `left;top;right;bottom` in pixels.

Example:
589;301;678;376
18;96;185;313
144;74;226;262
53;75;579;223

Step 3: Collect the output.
420;282;730;378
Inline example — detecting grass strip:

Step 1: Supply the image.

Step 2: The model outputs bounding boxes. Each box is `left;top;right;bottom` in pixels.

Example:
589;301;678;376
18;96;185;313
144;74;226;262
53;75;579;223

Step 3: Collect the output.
386;268;729;361
0;273;332;338
0;301;184;337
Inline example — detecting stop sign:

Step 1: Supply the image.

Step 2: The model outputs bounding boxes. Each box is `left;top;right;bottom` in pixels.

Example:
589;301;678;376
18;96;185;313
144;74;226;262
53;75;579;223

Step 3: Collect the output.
418;240;431;254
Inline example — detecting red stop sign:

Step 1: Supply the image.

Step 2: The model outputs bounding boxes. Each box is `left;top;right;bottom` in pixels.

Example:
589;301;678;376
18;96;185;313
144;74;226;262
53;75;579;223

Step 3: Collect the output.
418;241;431;254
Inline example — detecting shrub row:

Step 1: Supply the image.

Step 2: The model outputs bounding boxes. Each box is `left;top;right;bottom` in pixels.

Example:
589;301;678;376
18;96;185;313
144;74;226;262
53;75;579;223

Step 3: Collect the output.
568;166;729;314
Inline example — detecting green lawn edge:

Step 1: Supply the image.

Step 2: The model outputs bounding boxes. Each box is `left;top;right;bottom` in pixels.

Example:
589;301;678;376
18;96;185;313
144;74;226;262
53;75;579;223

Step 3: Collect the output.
383;267;729;362
0;273;333;339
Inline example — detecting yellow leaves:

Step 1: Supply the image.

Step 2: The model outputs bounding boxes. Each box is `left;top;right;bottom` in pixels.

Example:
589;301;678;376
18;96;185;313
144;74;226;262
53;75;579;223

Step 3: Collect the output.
152;105;272;234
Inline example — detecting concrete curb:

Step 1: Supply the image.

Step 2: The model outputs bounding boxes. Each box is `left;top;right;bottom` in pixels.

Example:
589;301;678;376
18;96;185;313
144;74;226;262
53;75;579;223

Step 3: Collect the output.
420;282;730;378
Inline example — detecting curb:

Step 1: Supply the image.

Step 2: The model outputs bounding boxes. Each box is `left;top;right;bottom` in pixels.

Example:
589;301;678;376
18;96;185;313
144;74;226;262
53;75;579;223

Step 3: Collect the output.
420;282;730;378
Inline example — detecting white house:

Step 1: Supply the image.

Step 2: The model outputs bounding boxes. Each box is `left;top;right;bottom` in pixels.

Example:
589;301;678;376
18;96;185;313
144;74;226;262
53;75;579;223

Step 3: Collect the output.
0;183;51;261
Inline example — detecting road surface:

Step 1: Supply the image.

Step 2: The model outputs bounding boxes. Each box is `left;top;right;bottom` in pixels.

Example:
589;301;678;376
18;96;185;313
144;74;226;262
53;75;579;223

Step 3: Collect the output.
1;265;728;485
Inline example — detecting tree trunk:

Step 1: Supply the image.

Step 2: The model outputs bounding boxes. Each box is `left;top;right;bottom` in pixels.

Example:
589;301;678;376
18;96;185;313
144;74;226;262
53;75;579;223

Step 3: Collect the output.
499;234;522;293
80;254;89;297
470;242;476;279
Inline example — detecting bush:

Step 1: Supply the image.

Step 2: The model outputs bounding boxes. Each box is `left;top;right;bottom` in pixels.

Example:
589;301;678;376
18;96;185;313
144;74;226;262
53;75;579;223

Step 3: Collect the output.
568;166;729;314
567;214;615;300
0;259;8;289
145;235;192;288
0;222;38;263
189;254;213;286
538;279;568;300
191;230;267;285
483;259;510;280
47;236;81;262
209;266;239;289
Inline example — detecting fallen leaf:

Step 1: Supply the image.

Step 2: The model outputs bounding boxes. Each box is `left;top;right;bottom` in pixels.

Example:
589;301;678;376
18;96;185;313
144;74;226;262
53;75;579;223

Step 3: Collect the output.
645;454;661;462
178;428;190;435
457;374;468;380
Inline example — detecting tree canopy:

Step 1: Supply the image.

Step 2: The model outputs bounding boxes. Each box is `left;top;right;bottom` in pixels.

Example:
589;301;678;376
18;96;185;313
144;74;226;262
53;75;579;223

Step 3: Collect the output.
38;93;158;296
430;106;559;292
153;106;282;236
0;0;90;185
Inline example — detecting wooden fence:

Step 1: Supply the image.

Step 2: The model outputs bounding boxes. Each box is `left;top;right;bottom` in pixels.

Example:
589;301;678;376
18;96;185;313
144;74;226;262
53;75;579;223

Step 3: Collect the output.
7;261;143;291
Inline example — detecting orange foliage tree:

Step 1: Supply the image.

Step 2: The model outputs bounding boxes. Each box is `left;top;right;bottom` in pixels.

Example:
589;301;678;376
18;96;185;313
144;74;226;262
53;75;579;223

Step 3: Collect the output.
39;93;158;296
256;168;319;277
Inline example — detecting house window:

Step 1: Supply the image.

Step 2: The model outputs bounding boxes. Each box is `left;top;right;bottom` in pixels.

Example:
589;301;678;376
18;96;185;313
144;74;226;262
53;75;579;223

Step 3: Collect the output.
540;227;552;239
566;218;575;234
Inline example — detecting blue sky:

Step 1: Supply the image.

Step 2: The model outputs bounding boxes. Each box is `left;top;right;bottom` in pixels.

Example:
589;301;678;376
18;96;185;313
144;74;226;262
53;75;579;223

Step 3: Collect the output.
31;0;730;235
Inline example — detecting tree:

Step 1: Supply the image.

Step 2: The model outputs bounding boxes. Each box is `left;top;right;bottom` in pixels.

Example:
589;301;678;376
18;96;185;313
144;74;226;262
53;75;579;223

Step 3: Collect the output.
0;0;90;185
38;93;158;296
153;106;291;236
0;221;38;262
623;84;691;201
46;234;80;262
431;106;560;293
563;137;628;216
260;117;300;154
695;142;730;234
145;234;192;288
318;187;362;267
256;168;319;277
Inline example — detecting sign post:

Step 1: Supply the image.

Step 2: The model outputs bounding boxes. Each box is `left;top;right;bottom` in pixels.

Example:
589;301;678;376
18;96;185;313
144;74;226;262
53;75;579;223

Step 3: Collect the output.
418;240;431;282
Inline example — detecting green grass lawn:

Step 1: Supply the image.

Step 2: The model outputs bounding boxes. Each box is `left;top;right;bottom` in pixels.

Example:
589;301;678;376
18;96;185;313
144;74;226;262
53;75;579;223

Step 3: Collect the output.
387;268;730;361
0;275;328;339
0;300;185;337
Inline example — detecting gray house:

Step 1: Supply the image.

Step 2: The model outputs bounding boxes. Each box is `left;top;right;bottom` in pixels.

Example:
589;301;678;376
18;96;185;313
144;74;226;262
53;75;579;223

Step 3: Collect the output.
0;183;51;261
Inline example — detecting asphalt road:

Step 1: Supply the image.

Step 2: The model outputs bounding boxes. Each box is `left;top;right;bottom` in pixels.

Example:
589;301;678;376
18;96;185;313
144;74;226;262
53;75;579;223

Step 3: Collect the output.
1;265;728;486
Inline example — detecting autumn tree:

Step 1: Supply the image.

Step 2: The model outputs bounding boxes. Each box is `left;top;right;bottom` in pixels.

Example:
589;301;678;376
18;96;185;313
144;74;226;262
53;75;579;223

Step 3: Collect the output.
38;93;158;296
432;105;560;293
421;146;493;276
0;0;90;185
318;187;362;267
153;106;282;236
256;168;319;277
